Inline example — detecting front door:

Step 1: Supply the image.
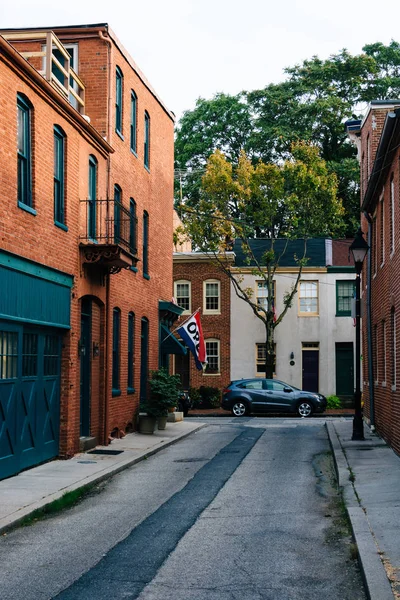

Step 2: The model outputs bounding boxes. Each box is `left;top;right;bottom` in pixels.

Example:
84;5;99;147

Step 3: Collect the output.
336;343;354;396
174;351;190;389
80;299;91;437
302;349;319;392
0;323;61;480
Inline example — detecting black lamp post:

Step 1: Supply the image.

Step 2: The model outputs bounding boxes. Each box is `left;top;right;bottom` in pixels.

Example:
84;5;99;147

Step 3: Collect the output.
349;228;370;441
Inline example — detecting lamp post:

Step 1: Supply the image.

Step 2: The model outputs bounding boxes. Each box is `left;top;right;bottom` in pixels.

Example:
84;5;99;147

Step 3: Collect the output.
349;228;370;441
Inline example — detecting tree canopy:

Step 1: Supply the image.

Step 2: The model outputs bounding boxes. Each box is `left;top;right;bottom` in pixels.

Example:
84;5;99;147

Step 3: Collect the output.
175;41;400;236
180;145;344;377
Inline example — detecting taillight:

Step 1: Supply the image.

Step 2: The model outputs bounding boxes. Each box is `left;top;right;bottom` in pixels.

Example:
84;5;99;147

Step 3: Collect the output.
222;388;231;395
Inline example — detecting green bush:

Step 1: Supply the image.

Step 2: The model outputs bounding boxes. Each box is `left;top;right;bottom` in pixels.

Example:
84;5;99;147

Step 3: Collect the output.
189;387;202;408
326;395;342;410
145;368;181;417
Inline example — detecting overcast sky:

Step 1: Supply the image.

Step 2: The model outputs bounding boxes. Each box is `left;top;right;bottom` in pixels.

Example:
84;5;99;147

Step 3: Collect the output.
1;0;399;121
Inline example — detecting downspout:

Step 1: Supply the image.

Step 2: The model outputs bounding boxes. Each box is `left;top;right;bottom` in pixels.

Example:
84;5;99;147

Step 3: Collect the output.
363;210;375;430
99;29;113;444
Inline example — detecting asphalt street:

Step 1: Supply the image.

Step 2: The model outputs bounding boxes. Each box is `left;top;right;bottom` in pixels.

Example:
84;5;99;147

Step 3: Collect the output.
1;420;366;600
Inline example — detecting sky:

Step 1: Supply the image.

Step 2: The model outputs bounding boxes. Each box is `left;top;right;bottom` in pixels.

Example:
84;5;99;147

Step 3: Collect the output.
2;0;400;121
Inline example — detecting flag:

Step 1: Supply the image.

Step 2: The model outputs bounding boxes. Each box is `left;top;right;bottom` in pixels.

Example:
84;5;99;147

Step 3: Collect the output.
176;310;207;371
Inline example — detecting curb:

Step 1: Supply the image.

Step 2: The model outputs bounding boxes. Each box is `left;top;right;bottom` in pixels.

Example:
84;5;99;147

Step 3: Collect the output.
0;423;207;535
326;422;394;600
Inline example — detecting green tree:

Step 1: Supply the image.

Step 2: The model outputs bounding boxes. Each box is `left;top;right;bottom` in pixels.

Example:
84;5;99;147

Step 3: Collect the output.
175;41;400;236
181;144;344;378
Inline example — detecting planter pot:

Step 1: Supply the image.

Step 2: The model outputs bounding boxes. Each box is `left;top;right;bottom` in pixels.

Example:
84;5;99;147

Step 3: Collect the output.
167;406;176;413
157;415;168;430
138;413;157;434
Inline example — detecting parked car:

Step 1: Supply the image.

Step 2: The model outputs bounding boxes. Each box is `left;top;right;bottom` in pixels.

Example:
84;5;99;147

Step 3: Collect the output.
221;378;327;417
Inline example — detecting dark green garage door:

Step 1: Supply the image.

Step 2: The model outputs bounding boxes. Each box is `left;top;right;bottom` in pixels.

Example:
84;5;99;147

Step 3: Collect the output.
0;322;61;480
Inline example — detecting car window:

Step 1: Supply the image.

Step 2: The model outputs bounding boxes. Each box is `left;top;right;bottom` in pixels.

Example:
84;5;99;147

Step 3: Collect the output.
238;380;263;390
269;380;290;392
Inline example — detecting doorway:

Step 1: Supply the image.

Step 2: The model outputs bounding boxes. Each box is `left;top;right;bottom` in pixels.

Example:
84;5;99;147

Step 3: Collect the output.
335;342;354;396
302;343;319;392
80;298;92;437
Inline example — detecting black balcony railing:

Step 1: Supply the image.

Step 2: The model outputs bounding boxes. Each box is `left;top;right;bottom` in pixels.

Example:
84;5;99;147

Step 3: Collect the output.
80;198;138;256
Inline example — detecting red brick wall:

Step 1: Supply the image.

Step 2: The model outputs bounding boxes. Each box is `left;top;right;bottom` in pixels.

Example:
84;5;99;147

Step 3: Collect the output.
360;105;400;455
1;27;175;457
173;259;231;393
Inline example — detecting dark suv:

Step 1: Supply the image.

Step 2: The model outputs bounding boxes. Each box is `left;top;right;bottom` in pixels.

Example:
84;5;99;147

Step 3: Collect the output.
222;378;327;417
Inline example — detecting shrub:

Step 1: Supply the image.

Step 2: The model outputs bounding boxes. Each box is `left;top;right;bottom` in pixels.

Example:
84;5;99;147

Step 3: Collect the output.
145;368;181;417
189;387;202;408
326;395;342;410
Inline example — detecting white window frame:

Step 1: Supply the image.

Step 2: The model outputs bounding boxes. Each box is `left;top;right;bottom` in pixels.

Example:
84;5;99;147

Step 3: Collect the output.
298;281;319;316
174;280;191;314
382;320;387;386
255;342;276;377
205;338;220;375
203;279;221;314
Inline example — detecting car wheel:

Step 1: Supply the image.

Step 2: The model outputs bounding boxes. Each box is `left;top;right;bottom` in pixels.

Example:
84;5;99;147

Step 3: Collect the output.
231;401;248;417
297;401;313;418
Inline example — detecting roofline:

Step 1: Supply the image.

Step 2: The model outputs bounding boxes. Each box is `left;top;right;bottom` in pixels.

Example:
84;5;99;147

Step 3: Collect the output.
173;251;235;263
360;100;400;130
0;23;175;122
362;109;399;211
0;35;113;155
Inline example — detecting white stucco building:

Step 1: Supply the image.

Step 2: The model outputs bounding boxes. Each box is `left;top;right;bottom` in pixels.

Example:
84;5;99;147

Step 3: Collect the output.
230;239;356;399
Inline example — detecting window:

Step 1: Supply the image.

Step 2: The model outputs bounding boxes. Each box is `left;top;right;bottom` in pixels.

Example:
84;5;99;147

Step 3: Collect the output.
114;184;122;244
0;331;18;379
204;280;220;314
391;308;396;389
374;324;378;383
88;155;97;240
205;339;220;374
54;126;66;227
44;334;60;376
144;111;150;169
143;211;149;277
255;343;276;376
336;281;354;317
22;333;38;377
367;133;371;177
299;281;318;315
17;93;32;209
373;215;377;277
174;280;191;313
238;379;263;390
130;91;137;154
129;198;137;254
128;312;135;392
115;66;123;135
256;281;268;310
112;308;121;394
390;174;395;255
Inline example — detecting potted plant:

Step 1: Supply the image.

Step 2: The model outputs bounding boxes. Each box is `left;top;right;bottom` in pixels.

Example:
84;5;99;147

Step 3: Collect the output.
148;368;181;430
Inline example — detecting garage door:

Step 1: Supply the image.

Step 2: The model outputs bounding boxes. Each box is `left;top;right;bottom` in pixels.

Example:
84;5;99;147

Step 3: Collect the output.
0;322;61;480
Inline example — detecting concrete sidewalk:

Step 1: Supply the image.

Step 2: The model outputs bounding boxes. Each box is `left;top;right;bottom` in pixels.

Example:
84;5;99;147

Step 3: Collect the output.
1;417;399;600
327;420;400;600
0;420;206;534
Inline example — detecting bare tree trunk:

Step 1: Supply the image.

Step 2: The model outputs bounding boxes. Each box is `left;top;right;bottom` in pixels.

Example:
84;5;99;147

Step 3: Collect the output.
264;318;275;379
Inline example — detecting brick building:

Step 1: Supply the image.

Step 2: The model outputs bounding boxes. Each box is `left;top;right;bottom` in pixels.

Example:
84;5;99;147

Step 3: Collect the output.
348;101;400;455
173;252;233;392
0;25;180;479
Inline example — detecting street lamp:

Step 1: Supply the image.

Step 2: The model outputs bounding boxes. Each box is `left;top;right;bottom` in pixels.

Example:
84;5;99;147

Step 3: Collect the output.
349;228;370;441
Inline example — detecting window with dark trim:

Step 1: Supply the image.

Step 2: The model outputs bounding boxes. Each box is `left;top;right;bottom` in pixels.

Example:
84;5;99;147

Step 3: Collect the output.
143;210;149;277
129;198;137;254
54;125;66;227
112;308;121;394
17;93;32;208
144;111;150;169
130;91;137;154
128;311;135;392
0;331;18;379
336;280;354;317
114;184;122;244
88;155;97;240
115;66;123;135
